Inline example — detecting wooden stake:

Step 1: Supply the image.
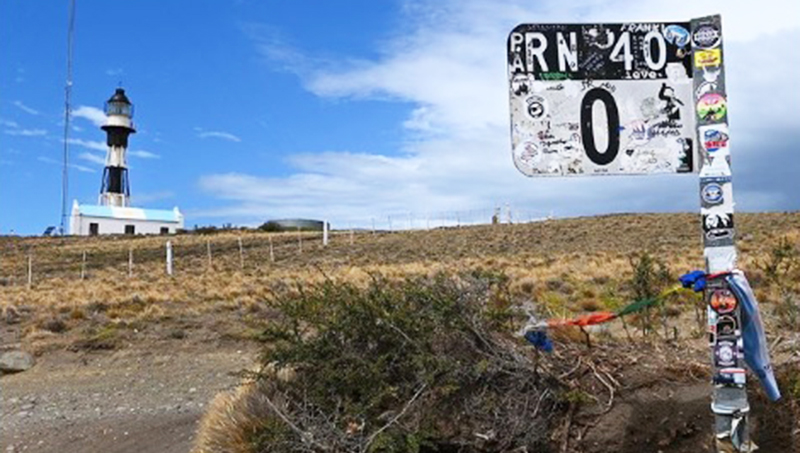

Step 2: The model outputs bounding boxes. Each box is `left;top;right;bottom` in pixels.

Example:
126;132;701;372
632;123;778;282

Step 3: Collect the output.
27;254;32;289
238;236;244;270
81;251;86;280
206;239;212;270
128;246;133;278
166;241;173;276
269;235;275;262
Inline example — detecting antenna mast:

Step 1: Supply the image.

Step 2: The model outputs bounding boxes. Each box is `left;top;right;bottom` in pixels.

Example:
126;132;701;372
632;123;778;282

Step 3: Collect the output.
60;0;76;235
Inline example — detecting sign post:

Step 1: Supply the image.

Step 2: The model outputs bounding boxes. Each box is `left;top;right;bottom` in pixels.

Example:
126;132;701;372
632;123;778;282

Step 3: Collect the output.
508;16;752;451
690;15;754;452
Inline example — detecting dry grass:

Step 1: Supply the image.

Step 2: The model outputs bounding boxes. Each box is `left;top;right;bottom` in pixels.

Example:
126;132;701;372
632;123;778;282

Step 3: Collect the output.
1;212;799;350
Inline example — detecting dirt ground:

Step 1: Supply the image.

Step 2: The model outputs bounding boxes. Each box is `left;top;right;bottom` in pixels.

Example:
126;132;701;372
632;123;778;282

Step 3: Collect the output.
582;377;797;453
1;341;255;453
2;336;798;452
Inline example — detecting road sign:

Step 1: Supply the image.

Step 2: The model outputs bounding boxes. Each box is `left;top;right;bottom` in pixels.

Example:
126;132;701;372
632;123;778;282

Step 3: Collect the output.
507;22;698;176
507;16;765;452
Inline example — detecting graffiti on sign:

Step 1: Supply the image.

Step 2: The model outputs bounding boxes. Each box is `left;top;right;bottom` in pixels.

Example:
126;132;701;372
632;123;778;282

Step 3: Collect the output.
507;22;697;176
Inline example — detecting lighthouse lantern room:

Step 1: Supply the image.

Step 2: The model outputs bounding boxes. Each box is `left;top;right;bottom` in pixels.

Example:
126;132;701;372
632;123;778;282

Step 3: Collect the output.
100;88;135;207
69;88;183;236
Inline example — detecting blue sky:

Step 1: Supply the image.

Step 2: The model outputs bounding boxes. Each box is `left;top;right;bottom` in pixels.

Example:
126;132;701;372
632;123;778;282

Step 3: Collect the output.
1;0;799;235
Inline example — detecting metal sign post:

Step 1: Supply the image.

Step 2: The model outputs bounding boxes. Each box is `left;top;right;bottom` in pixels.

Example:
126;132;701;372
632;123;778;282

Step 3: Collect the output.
691;15;753;451
508;16;752;451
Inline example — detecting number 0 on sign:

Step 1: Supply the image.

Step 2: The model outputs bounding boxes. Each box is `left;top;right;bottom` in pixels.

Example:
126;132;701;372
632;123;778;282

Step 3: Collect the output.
508;23;698;176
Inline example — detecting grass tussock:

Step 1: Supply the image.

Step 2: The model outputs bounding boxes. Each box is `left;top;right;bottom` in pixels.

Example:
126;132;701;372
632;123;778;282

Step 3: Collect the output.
193;379;284;453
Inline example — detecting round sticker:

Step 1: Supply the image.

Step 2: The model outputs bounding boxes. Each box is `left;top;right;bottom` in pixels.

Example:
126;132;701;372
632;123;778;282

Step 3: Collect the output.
715;341;736;367
702;183;723;204
664;25;690;48
703;127;729;152
693;24;721;49
697;93;727;122
526;96;547;119
710;289;737;314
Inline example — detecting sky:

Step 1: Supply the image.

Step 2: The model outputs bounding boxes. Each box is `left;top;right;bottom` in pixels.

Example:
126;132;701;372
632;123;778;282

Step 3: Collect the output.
1;0;798;235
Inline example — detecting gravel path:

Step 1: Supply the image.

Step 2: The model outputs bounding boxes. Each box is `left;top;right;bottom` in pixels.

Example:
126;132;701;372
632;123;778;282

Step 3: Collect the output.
1;343;254;453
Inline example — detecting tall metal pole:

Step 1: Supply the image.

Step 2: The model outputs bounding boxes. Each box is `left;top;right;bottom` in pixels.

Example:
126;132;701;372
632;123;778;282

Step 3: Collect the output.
691;15;751;452
60;0;77;235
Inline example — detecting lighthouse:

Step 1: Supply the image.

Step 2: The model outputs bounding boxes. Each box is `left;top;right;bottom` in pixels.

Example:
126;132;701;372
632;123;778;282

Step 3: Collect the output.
99;88;135;207
69;88;183;236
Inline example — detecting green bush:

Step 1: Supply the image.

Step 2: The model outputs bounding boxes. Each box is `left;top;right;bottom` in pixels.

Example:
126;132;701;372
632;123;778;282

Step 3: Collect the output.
627;252;672;337
248;272;565;452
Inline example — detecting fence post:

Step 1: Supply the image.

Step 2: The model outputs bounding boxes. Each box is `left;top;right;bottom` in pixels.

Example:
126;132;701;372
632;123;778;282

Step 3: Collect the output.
206;239;212;270
269;235;275;262
27;254;32;289
166;240;173;276
238;236;244;270
128;246;133;278
297;227;302;254
350;228;354;246
323;220;329;246
81;251;86;280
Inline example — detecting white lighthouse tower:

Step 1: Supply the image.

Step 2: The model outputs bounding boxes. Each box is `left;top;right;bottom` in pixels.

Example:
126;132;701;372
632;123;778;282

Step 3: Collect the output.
69;88;184;236
99;88;135;207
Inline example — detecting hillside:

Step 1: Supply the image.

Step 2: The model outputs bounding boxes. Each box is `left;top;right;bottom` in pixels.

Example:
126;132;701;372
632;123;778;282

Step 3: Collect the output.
2;212;799;452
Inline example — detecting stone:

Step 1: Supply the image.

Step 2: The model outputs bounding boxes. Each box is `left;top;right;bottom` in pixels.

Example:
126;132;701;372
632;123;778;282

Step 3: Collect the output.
3;306;21;324
0;351;35;373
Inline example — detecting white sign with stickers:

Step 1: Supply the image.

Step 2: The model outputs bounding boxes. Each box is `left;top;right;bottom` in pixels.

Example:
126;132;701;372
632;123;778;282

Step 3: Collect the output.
508;23;698;176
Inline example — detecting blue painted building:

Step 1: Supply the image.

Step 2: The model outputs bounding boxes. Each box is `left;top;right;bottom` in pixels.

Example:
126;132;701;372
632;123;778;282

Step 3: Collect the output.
70;201;183;235
68;88;183;236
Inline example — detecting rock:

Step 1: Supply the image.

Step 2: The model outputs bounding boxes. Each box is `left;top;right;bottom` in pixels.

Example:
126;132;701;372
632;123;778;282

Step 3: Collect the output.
0;351;35;373
4;306;21;324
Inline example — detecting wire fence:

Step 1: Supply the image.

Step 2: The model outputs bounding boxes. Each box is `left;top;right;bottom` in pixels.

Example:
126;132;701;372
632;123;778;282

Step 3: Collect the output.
0;207;555;289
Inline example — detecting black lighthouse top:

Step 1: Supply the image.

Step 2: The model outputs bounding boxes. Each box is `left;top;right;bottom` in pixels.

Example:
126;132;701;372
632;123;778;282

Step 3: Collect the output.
104;88;134;118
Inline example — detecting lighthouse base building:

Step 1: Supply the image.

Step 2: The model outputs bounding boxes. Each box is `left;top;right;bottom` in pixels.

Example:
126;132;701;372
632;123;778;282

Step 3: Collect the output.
70;202;183;236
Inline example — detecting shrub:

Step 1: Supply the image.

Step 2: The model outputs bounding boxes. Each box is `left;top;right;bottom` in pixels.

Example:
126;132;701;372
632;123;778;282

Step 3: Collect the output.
758;236;800;330
207;273;566;452
627;252;672;337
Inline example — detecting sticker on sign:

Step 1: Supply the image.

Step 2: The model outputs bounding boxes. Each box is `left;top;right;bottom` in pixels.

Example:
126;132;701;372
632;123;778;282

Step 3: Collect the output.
508;22;698;176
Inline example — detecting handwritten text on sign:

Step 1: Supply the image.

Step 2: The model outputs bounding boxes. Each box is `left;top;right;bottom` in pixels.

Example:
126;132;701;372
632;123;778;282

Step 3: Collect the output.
508;23;699;176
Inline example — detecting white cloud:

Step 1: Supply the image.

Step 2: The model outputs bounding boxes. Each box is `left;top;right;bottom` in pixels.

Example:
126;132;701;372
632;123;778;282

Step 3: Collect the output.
203;0;800;225
77;152;106;166
5;128;46;137
71;163;95;173
37;156;95;173
13;101;40;115
71;106;107;127
0;119;19;128
106;68;124;77
196;128;242;142
129;149;160;159
66;138;106;151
